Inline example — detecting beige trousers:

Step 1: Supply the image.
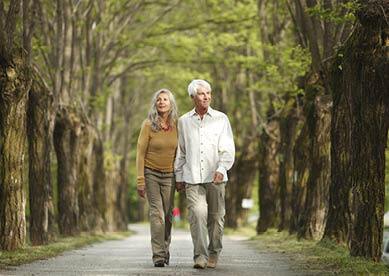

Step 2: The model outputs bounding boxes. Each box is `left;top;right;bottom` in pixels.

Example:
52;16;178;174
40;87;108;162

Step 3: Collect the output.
185;182;226;263
144;168;175;263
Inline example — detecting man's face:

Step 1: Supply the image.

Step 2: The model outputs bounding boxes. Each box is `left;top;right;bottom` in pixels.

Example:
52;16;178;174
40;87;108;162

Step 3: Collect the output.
193;86;211;110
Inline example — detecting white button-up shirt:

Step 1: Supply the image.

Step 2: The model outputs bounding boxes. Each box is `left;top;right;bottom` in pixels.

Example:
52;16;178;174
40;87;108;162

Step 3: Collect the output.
174;107;235;184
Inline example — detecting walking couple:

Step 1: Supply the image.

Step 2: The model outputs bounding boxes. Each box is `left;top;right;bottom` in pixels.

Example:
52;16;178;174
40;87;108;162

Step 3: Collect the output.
136;79;235;269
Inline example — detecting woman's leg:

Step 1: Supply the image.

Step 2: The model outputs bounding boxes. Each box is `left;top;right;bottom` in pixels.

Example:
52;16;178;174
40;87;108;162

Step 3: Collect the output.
145;170;166;264
160;174;175;264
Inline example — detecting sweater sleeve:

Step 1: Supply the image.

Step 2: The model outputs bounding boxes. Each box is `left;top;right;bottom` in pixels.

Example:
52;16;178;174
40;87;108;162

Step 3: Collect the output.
136;120;151;187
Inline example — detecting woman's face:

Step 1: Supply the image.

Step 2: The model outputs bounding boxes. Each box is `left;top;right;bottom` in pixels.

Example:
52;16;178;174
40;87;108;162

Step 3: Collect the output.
156;92;171;114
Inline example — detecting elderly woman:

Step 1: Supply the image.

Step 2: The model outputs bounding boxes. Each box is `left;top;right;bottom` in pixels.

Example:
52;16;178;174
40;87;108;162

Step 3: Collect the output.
136;88;178;267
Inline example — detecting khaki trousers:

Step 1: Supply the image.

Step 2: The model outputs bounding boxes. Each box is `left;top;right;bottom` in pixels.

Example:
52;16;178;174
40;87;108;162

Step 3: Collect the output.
185;182;226;263
144;168;175;263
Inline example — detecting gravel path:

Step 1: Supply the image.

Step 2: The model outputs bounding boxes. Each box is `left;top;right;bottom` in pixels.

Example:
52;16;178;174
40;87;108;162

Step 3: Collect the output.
1;224;305;276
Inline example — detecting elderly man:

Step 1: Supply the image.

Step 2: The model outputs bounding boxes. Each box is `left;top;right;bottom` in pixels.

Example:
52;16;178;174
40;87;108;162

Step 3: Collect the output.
175;79;235;269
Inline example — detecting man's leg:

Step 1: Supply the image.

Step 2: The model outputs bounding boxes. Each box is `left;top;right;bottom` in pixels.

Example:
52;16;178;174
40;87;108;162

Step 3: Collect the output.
206;182;226;266
145;169;166;264
186;184;208;267
160;174;175;264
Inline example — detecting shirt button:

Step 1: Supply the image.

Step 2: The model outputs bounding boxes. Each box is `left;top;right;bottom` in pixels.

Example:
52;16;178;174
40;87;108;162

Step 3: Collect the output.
201;160;203;162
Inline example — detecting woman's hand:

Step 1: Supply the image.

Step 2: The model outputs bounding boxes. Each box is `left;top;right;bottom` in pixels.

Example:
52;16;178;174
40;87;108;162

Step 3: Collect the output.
213;172;224;184
137;186;146;198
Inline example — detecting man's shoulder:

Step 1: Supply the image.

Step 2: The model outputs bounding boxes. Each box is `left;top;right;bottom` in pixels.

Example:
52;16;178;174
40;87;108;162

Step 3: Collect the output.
178;111;193;121
209;108;229;120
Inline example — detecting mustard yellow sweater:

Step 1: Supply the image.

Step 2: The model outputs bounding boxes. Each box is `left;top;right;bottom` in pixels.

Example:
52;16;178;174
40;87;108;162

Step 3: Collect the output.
136;120;178;187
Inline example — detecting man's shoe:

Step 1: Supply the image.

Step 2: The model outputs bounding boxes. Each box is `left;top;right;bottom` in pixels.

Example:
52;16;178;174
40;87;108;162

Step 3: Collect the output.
154;260;165;267
207;256;218;268
193;259;207;269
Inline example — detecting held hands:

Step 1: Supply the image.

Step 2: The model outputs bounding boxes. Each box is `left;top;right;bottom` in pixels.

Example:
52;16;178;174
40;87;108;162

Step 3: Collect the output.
213;172;223;184
137;186;146;198
176;181;185;192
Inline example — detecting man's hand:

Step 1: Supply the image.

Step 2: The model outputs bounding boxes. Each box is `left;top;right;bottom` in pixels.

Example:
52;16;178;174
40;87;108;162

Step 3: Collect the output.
176;181;185;192
213;172;224;184
137;186;146;198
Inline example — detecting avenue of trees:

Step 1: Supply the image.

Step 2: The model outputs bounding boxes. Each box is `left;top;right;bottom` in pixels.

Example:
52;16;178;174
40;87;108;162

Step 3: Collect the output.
0;0;388;263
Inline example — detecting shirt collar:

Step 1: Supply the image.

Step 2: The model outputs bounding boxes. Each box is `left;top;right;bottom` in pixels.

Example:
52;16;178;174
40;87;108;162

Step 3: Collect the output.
190;106;214;117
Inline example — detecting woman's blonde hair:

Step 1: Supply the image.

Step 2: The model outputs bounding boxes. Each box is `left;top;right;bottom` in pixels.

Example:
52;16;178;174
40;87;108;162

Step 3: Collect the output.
147;88;178;132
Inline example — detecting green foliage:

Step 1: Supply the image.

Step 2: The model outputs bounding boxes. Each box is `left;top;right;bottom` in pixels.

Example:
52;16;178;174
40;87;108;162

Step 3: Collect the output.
306;1;360;24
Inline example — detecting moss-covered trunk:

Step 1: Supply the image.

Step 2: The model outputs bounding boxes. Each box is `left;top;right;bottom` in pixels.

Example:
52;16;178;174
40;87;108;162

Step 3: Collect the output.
257;119;280;233
27;69;56;245
298;95;331;240
0;51;30;250
53;108;81;236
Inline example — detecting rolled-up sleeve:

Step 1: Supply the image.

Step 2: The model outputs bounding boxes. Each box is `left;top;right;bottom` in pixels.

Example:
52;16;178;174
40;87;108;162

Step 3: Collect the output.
174;118;186;182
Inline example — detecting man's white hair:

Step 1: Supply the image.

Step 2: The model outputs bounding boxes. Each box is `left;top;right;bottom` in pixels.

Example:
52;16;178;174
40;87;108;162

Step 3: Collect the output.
187;79;211;97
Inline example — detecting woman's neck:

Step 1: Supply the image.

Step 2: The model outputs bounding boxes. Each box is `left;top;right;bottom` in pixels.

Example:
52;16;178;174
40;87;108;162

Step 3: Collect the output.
159;112;169;122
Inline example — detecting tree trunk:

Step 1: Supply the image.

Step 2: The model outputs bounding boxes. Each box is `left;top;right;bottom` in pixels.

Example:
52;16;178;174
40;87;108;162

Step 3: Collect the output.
53;108;81;236
348;3;388;261
77;121;106;232
298;95;332;240
27;69;57;245
289;118;309;234
322;54;353;244
256;118;280;233
278;98;301;231
0;51;30;250
92;137;107;231
226;156;258;228
105;160;127;231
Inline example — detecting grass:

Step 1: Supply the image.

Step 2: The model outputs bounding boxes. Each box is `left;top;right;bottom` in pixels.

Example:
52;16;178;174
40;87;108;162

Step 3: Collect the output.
0;231;131;269
252;228;389;274
224;224;257;237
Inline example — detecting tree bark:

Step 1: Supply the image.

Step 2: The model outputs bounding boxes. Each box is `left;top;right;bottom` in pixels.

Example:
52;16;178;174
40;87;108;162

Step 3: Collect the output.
27;69;57;245
77;121;106;232
289;117;309;234
298;95;332;240
257;117;281;233
278;98;301;231
0;51;30;250
53;108;81;236
92;136;108;231
322;53;353;244
348;2;388;261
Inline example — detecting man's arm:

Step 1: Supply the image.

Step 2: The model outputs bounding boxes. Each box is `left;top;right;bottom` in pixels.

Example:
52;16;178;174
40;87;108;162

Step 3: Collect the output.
215;115;235;181
174;118;186;191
